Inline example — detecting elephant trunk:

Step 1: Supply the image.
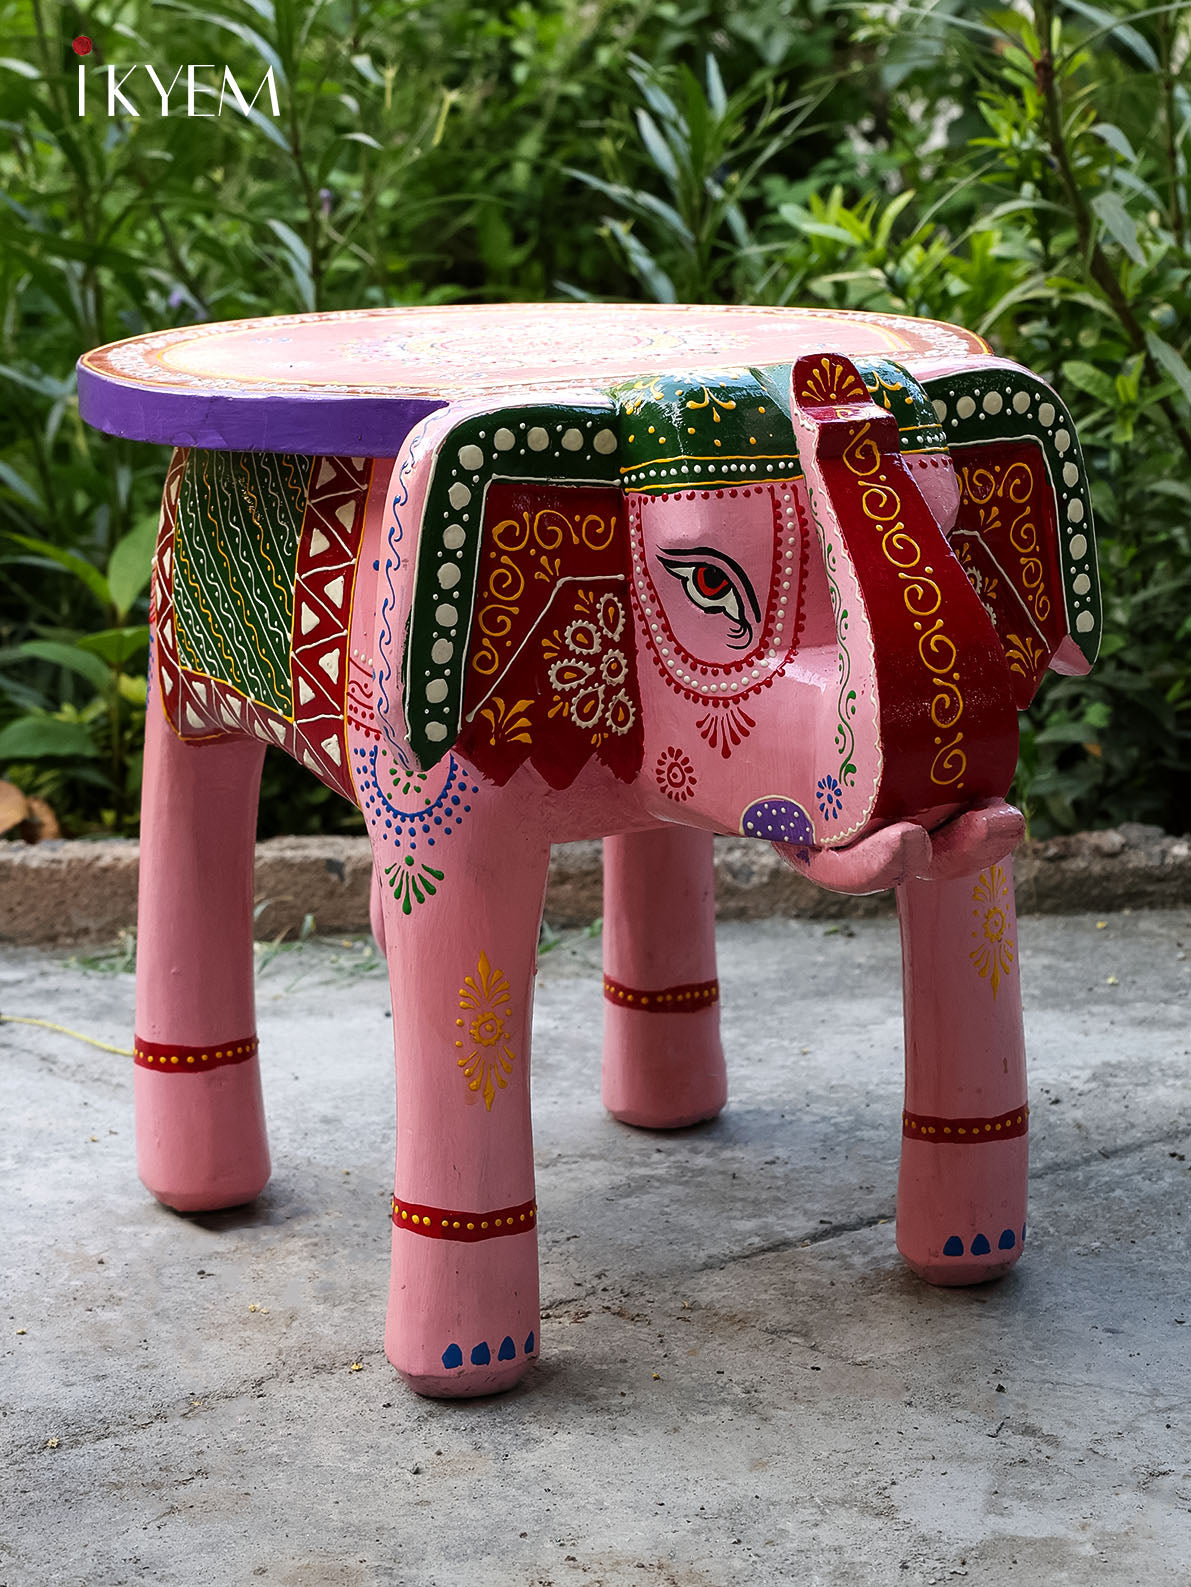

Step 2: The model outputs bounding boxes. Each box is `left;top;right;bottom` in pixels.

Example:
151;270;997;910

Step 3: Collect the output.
772;797;1025;895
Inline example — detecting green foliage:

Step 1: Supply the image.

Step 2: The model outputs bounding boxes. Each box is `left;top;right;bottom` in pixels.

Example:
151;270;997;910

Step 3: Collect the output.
1;0;1188;835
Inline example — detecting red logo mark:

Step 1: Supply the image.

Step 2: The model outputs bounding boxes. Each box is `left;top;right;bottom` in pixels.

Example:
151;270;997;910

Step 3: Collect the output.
71;35;92;55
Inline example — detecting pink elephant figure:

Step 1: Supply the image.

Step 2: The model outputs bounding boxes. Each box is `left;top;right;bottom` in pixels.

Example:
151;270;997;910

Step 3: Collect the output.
124;344;1097;1398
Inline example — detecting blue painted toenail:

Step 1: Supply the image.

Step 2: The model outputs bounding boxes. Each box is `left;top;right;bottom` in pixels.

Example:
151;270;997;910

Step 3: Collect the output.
498;1336;516;1361
943;1235;964;1256
442;1343;463;1369
524;1331;536;1354
998;1228;1016;1250
971;1233;991;1255
470;1341;491;1366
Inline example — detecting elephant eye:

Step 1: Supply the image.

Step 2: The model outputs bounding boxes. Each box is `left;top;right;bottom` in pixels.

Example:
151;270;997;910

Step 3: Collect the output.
657;547;760;651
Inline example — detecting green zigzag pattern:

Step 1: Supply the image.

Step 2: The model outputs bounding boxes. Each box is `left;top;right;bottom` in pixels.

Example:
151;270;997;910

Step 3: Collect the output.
172;450;309;717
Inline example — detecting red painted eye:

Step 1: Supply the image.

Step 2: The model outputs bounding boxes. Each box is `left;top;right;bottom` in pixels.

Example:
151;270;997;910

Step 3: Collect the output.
657;551;756;651
693;565;730;599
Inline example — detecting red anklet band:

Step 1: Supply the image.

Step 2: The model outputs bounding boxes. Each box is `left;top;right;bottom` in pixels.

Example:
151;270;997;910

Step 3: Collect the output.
602;976;719;1013
133;1035;258;1072
392;1195;537;1242
902;1105;1029;1142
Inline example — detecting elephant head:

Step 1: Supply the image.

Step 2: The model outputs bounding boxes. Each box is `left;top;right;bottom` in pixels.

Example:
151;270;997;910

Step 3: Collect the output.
387;350;1098;873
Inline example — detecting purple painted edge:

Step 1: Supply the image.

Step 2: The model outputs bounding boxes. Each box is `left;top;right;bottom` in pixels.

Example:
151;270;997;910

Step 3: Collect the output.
76;360;447;456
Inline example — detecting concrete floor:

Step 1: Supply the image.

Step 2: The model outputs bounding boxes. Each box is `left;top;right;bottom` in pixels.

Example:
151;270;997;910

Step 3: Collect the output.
1;910;1189;1587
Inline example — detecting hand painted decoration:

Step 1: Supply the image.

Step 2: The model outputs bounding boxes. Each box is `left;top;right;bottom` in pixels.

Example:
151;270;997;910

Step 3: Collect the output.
78;304;1100;1398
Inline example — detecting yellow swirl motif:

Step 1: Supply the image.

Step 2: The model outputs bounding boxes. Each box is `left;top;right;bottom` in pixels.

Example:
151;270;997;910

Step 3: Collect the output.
850;436;968;789
930;732;967;786
842;423;882;479
473;508;616;679
959;458;1053;625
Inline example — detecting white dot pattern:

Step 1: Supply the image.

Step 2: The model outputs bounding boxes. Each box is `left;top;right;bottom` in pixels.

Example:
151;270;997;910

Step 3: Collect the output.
408;405;620;750
930;368;1098;657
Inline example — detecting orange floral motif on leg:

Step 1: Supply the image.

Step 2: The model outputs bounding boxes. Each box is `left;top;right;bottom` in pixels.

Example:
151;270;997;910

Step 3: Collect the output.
455;951;516;1110
970;863;1015;998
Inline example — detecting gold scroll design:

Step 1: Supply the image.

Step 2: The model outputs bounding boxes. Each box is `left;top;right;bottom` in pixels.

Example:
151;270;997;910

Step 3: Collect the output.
797;355;870;409
683;384;738;423
957;461;1051;626
970;863;1015;998
955;535;1000;622
619;376;668;418
455;950;516;1111
843;422;967;791
955;537;1046;693
470;506;617;680
618;375;743;419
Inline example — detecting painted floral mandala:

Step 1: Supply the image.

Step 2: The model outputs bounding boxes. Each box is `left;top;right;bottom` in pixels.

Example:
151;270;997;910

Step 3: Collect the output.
656;746;698;803
542;589;636;744
816;774;845;821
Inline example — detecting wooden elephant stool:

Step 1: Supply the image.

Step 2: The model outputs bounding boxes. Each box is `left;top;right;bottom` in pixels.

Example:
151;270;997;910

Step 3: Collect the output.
79;304;1100;1397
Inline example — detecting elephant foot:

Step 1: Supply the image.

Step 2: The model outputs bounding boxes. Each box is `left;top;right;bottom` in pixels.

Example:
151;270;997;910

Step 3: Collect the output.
385;1219;540;1399
134;1054;270;1212
601;997;727;1129
896;1136;1027;1288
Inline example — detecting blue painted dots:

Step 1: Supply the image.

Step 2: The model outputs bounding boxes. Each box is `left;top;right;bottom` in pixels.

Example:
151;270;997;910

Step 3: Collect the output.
440;1331;537;1371
943;1228;1025;1258
355;748;479;851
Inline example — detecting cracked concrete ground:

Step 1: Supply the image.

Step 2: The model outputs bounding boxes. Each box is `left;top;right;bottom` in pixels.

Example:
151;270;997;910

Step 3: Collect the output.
2;910;1189;1587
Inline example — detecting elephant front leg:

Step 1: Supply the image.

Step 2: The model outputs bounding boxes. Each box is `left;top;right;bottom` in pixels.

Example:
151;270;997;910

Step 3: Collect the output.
601;828;726;1128
134;669;269;1211
369;785;550;1398
895;856;1028;1285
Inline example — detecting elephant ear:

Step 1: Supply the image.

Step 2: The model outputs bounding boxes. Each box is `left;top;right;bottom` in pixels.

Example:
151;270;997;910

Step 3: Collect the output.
402;401;642;788
924;364;1101;707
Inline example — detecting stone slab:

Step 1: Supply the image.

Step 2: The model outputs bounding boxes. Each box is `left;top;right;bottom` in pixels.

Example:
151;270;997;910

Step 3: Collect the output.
1;823;1189;945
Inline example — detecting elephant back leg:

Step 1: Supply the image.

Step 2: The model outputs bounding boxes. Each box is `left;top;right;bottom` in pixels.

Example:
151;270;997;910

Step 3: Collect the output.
357;745;550;1397
601;828;726;1128
134;665;269;1211
895;857;1028;1283
369;864;387;954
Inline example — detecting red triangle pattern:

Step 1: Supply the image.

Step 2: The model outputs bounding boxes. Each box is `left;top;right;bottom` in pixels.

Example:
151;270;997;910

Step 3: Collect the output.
289;455;374;800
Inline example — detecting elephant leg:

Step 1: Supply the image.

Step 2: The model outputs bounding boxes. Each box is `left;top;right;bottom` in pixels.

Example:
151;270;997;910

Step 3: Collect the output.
369;864;386;954
895;856;1028;1285
601;828;726;1128
134;669;269;1212
371;797;550;1398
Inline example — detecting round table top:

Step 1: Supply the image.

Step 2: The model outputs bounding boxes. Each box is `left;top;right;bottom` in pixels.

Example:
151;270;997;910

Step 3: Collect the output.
77;302;989;455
